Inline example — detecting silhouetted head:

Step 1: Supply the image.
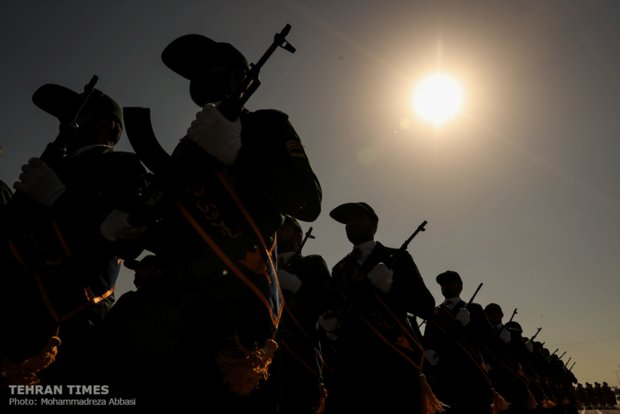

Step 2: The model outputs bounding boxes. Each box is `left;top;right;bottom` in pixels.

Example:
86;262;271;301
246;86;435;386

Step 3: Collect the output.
330;202;378;245
436;270;463;298
505;321;523;336
277;215;303;254
484;303;504;324
32;83;123;151
162;34;249;106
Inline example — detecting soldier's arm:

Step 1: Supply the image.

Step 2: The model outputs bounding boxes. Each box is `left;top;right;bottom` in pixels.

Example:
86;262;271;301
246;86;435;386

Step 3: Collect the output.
235;110;321;222
389;250;435;319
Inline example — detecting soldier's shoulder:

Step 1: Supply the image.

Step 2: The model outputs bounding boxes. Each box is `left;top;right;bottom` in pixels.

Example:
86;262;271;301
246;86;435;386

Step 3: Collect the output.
243;108;290;123
466;302;485;313
101;151;147;172
301;254;328;267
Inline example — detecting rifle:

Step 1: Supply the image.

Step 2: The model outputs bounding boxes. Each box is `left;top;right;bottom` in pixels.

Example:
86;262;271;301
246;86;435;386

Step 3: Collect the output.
467;282;483;306
218;24;295;121
558;351;567;360
508;308;518;323
399;220;427;251
286;226;314;269
296;227;315;256
384;220;427;270
40;75;100;166
10;76;100;209
530;327;542;341
124;25;296;174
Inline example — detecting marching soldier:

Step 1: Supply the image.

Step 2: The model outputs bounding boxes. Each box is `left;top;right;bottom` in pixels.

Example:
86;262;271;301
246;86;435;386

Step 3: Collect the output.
99;32;322;409
483;306;536;414
423;271;506;414
0;82;149;385
253;215;335;413
323;202;436;414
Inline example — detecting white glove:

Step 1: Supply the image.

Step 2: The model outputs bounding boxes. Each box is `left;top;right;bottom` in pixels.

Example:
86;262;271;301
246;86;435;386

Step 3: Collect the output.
482;360;493;373
13;158;66;207
186;103;242;165
366;262;394;293
424;349;439;366
455;307;471;326
525;340;534;354
499;327;512;344
278;268;302;293
316;311;340;341
100;209;148;242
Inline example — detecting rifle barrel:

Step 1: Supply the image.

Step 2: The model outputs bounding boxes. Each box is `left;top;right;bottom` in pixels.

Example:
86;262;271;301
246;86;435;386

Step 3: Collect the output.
467;282;483;306
236;24;295;110
70;75;99;125
399;220;428;251
508;308;518;323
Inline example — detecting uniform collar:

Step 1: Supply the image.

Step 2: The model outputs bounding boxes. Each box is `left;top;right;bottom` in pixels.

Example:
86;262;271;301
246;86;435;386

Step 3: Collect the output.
66;144;113;158
443;297;461;310
351;240;375;264
278;251;295;266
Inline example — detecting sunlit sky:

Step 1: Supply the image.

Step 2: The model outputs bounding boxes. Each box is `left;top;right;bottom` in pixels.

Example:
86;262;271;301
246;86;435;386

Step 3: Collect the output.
1;1;619;387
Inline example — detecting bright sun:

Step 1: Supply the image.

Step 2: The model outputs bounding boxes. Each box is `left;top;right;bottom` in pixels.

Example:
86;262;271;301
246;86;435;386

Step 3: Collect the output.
412;73;464;126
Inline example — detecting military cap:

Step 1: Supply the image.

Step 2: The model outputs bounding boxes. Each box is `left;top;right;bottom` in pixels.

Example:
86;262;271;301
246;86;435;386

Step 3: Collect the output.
484;303;504;315
32;83;123;129
281;215;302;235
161;34;249;81
329;202;378;224
504;321;523;334
436;270;462;285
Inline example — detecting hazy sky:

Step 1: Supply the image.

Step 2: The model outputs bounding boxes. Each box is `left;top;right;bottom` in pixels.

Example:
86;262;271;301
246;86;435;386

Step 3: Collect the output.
1;1;619;387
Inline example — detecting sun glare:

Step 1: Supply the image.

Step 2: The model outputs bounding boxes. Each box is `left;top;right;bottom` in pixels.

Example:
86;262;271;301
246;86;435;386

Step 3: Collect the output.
412;73;464;126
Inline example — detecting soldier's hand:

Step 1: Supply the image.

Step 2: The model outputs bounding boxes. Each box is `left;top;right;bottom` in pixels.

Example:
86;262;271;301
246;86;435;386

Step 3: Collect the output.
367;262;394;293
316;311;340;341
424;349;439;366
187;103;242;165
455;307;471;326
14;158;66;207
499;327;512;343
524;340;534;354
100;209;148;242
278;268;302;293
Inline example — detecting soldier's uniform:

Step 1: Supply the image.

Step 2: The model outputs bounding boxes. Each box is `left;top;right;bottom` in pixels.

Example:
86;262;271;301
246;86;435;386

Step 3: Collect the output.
482;309;535;414
251;216;335;414
99;34;322;410
325;202;435;414
0;84;148;386
423;271;499;414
